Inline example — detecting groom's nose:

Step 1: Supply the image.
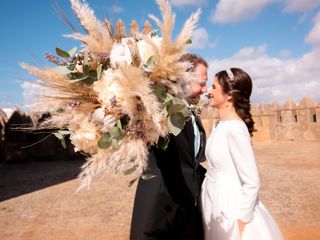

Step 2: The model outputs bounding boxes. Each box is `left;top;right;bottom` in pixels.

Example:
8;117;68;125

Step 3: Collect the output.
201;85;207;93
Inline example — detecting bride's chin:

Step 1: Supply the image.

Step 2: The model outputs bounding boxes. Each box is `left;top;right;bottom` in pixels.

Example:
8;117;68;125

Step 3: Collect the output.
209;101;217;108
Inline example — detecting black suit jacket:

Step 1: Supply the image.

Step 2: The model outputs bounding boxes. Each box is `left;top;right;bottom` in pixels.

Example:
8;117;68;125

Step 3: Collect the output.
130;118;206;240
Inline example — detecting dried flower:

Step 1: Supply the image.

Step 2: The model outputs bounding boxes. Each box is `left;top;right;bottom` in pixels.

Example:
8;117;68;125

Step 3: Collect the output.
110;43;132;68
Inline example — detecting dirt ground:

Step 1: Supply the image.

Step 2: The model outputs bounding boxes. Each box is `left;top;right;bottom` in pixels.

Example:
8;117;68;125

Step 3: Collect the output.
0;141;319;240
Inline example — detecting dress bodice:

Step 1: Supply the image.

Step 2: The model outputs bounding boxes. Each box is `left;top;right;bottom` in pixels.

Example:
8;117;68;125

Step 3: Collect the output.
204;119;260;223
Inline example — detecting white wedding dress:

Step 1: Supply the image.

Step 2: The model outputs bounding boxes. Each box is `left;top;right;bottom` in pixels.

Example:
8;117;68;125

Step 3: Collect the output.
201;120;283;240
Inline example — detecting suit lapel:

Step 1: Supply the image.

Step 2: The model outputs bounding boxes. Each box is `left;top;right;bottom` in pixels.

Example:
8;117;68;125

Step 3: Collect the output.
195;117;206;163
182;119;195;160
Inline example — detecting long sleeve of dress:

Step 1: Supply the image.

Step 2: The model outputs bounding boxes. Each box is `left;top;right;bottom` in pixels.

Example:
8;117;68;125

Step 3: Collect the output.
227;125;260;223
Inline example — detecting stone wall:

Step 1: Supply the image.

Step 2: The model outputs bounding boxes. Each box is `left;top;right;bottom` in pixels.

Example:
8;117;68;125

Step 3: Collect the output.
201;97;320;142
0;108;82;162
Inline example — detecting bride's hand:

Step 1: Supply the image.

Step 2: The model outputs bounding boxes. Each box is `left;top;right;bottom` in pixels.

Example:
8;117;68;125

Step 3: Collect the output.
237;219;246;236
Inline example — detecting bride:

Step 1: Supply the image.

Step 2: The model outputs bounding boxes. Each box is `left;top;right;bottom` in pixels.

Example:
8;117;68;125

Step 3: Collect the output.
201;68;283;240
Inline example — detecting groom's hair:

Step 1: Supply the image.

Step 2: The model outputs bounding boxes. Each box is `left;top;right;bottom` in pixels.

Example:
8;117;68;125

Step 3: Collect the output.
180;53;208;72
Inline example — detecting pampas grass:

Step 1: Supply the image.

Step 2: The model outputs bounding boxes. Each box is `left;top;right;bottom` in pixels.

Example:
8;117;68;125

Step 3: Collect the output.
77;149;112;191
20;63;98;109
68;0;114;53
146;0;201;97
116;65;164;136
77;138;148;191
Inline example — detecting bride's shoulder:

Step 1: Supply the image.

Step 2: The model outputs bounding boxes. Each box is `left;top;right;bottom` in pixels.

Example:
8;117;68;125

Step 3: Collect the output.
219;119;246;128
222;120;249;136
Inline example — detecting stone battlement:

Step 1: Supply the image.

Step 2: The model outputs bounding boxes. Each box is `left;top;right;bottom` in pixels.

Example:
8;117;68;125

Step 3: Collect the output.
201;97;320;141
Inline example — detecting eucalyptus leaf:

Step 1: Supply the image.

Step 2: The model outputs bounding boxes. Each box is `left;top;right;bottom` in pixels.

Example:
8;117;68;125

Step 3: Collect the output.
142;56;155;72
142;64;153;73
186;39;192;44
68;46;77;57
68;72;85;79
158;137;169;150
96;64;102;80
168;104;186;114
152;84;166;101
58;130;71;135
67;75;89;83
167;100;189;117
109;127;121;138
150;29;158;37
161;107;169;117
88;70;97;77
53;132;63;140
112;139;120;149
168;112;185;136
128;177;139;187
80;150;91;158
116;119;122;129
67;63;76;71
180;106;190;118
141;173;157;180
61;138;67;149
172;97;185;105
164;93;174;103
123;165;138;175
82;76;97;85
56;47;70;59
146;56;154;65
54;66;72;75
83;52;89;66
83;64;90;74
97;133;112;149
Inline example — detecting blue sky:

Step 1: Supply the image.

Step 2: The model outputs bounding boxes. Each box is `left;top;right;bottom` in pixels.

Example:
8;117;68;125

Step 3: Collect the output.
1;0;320;108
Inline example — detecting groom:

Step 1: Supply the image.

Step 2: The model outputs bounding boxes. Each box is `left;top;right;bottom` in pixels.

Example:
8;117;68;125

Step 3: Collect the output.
130;53;208;240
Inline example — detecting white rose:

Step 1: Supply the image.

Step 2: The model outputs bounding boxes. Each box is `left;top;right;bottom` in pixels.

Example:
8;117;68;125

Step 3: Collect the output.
93;69;122;106
101;115;117;133
91;107;105;124
91;107;117;133
110;43;132;68
137;36;162;64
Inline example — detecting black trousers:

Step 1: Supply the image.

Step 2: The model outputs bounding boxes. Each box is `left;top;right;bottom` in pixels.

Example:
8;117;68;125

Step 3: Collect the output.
130;175;204;240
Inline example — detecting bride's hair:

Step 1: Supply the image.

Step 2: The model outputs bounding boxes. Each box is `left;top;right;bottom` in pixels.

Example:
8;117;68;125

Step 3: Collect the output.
215;68;256;136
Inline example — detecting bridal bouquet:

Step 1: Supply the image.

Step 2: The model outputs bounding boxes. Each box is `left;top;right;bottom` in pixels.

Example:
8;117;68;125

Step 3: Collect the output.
21;0;201;190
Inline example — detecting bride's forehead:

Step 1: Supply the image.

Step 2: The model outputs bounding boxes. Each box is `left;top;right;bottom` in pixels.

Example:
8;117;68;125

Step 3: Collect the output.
212;77;220;86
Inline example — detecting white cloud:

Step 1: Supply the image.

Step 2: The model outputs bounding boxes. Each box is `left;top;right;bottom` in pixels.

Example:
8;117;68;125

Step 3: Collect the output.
279;49;292;58
211;0;278;23
210;0;319;24
111;5;124;14
207;4;320;104
283;0;320;13
305;12;320;47
170;0;206;6
190;27;216;49
21;81;40;109
207;44;320;104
